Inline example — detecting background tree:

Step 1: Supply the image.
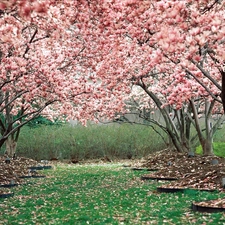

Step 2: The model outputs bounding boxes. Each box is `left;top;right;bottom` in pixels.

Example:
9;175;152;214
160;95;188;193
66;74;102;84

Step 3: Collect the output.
123;86;224;155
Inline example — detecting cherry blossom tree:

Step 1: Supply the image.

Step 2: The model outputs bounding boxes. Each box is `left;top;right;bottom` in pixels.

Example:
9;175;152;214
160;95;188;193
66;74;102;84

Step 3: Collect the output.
80;0;225;155
122;84;224;155
0;1;128;156
2;0;225;156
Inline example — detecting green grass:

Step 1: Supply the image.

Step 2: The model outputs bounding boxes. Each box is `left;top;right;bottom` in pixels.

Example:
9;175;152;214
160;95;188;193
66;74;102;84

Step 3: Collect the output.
196;142;225;157
1;163;225;224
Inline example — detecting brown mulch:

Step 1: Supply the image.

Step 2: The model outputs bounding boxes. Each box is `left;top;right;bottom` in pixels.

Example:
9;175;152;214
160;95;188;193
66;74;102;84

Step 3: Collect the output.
132;148;225;210
134;148;225;191
193;198;225;208
0;156;47;195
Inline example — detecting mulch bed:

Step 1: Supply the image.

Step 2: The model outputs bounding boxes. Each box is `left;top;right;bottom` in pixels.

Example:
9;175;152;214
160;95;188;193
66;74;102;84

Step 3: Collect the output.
134;149;225;211
0;156;51;197
135;149;225;191
192;198;225;213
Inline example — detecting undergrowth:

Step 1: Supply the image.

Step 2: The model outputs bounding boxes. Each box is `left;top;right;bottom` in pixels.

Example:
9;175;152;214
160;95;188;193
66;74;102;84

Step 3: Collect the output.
14;123;167;160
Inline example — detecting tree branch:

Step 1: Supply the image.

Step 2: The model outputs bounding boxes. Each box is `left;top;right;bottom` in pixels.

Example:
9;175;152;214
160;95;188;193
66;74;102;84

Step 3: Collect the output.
190;59;222;90
184;68;222;103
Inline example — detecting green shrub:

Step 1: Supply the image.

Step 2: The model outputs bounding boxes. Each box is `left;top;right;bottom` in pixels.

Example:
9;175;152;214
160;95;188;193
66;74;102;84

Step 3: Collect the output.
15;123;167;160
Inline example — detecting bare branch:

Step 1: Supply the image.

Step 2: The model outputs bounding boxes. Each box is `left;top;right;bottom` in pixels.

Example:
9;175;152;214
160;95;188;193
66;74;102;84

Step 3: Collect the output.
184;67;222;103
190;59;222;90
58;46;86;70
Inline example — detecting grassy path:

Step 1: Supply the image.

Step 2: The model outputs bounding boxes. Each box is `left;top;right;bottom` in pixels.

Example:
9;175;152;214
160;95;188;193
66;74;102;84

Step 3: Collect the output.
1;163;225;224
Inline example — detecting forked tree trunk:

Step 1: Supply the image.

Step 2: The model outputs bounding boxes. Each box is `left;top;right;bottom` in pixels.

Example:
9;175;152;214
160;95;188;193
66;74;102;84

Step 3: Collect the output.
5;137;17;157
139;83;192;153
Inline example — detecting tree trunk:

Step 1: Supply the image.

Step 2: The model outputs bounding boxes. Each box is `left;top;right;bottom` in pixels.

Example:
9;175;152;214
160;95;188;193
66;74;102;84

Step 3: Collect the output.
202;138;213;156
202;100;214;156
5;137;17;157
221;70;225;112
139;83;191;153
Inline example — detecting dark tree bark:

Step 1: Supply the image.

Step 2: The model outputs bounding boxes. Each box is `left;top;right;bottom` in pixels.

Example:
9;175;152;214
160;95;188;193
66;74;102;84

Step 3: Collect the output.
221;70;225;112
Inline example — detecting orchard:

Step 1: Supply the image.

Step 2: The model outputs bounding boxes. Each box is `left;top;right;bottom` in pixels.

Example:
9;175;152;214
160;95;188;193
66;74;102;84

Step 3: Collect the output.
1;0;225;156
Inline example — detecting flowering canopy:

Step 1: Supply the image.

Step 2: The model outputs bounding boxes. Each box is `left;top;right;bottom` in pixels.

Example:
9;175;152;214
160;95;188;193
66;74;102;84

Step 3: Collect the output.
82;0;225;112
0;0;130;148
1;0;225;151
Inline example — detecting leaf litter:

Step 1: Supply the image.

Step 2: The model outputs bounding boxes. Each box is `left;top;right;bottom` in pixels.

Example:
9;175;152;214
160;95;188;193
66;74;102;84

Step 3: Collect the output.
0;156;48;196
133;148;225;210
1;149;225;214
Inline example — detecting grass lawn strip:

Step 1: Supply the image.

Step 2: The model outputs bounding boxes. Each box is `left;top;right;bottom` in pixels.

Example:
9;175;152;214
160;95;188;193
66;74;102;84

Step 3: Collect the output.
0;163;225;224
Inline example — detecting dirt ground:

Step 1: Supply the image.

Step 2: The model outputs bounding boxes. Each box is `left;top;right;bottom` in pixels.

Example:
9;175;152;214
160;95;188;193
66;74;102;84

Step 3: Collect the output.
1;149;225;209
